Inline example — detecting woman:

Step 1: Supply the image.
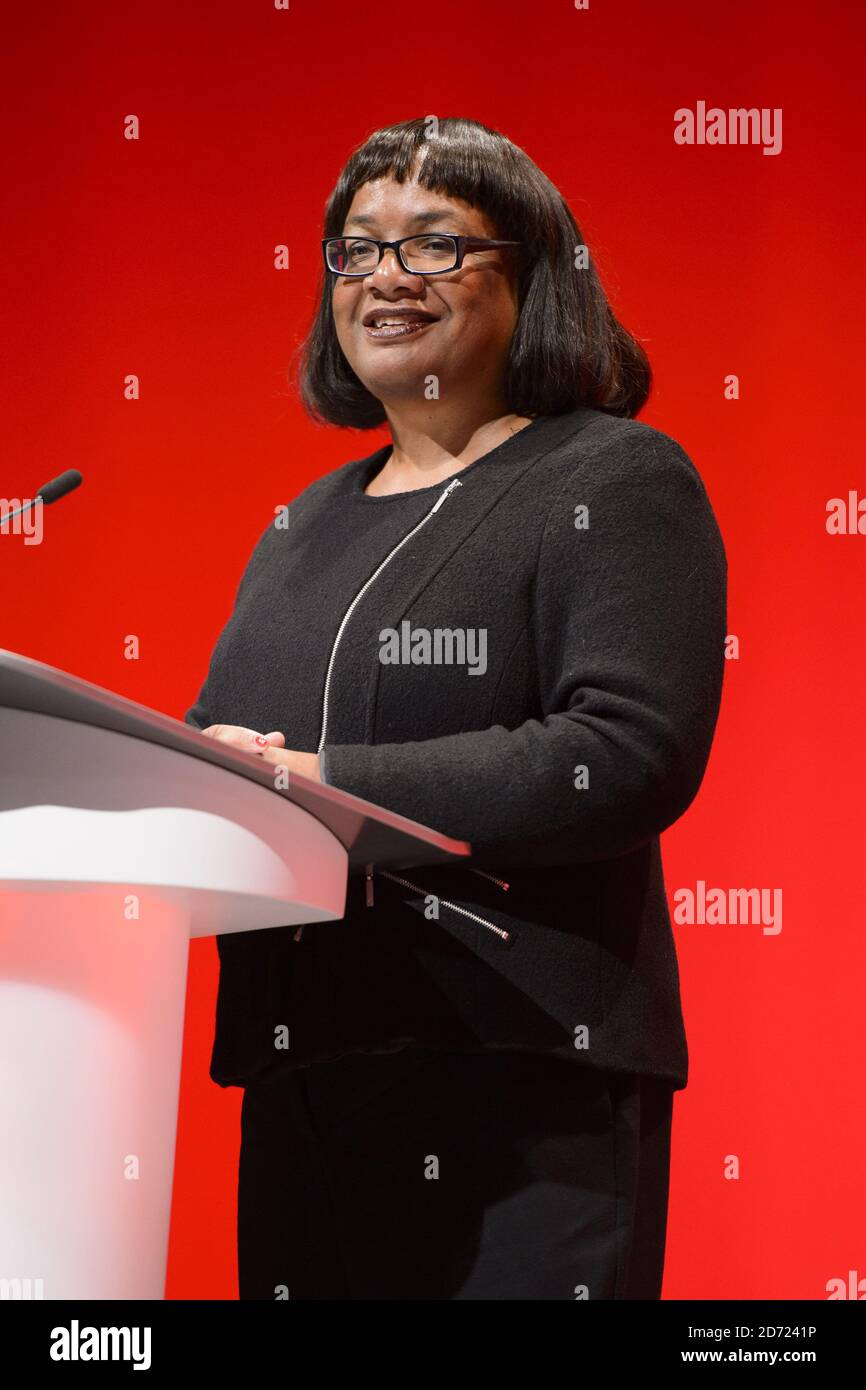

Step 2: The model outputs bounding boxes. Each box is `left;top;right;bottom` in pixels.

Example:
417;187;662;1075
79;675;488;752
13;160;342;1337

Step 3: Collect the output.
185;117;727;1300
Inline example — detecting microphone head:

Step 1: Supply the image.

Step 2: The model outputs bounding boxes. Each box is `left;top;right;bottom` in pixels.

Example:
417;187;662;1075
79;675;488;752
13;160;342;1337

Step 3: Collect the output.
36;469;83;505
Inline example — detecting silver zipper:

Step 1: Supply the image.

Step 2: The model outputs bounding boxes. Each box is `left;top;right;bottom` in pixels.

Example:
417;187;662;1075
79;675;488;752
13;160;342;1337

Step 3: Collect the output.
377;869;511;944
316;476;463;754
294;864;510;943
468;867;510;891
362;865;508;908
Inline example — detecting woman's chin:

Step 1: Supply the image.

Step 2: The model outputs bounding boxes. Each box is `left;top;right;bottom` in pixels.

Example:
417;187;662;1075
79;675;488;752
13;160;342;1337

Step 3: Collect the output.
357;361;442;402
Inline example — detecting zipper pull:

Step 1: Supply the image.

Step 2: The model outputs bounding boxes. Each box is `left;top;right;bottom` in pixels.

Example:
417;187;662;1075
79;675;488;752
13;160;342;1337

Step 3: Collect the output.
431;477;462;513
293;925;304;943
365;864;375;907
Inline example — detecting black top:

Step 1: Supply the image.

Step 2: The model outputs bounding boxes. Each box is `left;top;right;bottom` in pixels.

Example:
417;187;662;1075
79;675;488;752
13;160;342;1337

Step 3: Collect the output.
185;407;727;1091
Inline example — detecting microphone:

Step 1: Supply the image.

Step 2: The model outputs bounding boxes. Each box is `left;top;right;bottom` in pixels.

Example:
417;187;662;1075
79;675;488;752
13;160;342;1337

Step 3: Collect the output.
0;469;83;524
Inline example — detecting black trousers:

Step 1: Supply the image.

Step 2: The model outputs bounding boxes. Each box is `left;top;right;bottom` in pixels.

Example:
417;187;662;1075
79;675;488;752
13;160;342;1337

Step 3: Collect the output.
237;1047;674;1300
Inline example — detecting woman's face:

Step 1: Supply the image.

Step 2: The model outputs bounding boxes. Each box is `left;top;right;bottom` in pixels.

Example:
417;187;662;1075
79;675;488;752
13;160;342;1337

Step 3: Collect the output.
330;174;521;411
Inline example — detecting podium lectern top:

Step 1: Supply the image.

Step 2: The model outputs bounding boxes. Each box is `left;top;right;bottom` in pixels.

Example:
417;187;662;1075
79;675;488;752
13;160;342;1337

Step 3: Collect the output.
0;648;470;872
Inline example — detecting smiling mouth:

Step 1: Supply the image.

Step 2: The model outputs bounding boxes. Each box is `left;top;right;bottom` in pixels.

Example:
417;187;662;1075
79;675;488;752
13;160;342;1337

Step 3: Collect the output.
362;312;439;340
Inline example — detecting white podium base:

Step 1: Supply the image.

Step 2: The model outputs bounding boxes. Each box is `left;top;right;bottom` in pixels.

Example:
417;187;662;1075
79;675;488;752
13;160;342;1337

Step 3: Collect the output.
0;889;191;1300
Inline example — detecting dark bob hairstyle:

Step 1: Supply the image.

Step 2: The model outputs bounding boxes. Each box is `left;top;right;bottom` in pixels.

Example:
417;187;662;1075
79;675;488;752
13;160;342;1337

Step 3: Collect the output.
298;117;651;426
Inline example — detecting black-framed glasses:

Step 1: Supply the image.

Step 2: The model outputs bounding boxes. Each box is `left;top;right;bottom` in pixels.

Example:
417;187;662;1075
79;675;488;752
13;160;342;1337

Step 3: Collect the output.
322;234;521;277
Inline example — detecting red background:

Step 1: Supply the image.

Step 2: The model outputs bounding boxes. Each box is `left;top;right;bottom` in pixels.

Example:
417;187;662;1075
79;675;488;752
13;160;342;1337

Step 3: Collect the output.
2;0;864;1300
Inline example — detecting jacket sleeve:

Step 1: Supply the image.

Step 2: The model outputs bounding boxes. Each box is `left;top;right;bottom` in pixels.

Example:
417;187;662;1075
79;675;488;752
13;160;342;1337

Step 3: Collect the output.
181;515;278;735
320;427;727;868
183;685;211;732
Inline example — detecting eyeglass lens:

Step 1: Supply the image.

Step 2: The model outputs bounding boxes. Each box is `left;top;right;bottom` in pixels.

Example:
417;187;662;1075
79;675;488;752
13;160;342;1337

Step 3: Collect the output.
328;236;458;274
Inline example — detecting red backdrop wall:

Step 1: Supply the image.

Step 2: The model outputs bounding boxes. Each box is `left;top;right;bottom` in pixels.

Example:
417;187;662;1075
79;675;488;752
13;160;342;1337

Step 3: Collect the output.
2;0;863;1300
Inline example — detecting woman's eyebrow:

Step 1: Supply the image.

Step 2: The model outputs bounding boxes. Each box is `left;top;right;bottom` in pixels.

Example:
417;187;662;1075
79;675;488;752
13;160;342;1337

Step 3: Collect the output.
343;209;468;231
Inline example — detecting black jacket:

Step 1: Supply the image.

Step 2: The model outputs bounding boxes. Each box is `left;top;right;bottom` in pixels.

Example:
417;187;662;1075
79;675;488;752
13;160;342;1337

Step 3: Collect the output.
185;406;727;1091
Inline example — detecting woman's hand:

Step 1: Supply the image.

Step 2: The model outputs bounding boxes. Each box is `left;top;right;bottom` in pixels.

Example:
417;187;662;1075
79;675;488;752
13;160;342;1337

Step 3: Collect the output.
200;724;321;782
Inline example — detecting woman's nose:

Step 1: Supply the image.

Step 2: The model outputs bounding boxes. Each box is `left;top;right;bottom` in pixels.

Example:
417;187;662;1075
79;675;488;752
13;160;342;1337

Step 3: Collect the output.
368;248;422;287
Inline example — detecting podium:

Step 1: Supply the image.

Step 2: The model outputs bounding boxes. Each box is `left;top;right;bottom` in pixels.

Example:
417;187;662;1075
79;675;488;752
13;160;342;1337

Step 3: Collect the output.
0;648;469;1300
